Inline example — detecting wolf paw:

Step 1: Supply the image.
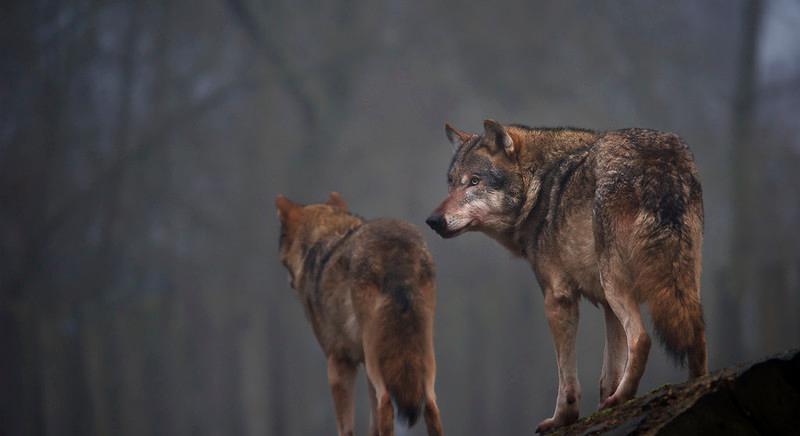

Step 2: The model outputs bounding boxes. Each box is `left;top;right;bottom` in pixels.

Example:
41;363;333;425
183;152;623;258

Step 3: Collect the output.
599;393;628;410
535;417;559;434
535;412;578;434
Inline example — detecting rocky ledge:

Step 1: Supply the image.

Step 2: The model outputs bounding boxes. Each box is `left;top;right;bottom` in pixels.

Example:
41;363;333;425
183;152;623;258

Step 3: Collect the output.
546;350;800;435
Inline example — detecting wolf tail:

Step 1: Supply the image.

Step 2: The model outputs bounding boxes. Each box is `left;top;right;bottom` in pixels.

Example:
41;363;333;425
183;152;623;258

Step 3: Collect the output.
646;238;705;369
648;285;704;364
379;276;427;427
383;357;425;426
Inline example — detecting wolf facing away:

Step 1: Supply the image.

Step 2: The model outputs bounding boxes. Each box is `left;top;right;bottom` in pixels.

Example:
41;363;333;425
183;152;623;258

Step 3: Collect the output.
426;121;707;433
276;192;443;436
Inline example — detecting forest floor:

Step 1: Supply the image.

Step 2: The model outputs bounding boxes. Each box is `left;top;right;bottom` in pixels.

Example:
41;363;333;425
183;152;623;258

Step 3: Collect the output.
545;349;800;435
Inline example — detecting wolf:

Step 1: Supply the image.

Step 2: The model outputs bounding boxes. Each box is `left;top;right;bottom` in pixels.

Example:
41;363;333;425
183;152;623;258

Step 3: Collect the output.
276;192;443;436
426;120;707;432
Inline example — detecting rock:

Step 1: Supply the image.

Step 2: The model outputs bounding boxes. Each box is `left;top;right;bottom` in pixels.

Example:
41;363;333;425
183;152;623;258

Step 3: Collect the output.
546;350;800;435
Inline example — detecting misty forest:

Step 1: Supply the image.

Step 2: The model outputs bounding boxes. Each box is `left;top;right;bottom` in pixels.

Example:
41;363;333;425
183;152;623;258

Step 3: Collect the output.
2;0;800;435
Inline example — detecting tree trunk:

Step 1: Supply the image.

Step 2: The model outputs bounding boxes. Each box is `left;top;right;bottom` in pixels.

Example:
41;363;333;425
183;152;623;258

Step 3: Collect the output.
725;0;762;360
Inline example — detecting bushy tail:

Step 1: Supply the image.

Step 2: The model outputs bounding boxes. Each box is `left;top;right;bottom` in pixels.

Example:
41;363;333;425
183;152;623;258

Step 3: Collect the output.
384;358;425;426
381;270;427;427
375;256;432;427
644;167;707;372
379;281;426;427
647;270;705;366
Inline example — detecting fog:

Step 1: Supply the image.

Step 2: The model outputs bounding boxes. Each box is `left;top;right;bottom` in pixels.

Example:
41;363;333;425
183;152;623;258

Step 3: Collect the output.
2;0;799;434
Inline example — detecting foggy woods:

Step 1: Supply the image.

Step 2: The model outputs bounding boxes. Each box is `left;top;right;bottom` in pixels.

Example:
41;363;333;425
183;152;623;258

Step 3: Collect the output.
1;0;799;435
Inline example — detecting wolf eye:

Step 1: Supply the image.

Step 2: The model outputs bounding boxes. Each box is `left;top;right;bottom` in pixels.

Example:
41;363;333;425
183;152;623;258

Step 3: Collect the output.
469;176;480;186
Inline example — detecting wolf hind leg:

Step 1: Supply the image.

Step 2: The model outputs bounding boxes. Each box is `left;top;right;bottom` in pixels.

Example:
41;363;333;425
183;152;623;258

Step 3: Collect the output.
423;391;442;436
599;303;627;404
365;364;394;436
376;390;394;436
367;376;379;436
423;359;442;436
327;356;358;436
598;255;651;410
364;338;395;436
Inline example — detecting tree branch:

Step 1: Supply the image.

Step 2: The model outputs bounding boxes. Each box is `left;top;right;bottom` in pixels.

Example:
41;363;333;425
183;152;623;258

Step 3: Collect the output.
2;72;260;305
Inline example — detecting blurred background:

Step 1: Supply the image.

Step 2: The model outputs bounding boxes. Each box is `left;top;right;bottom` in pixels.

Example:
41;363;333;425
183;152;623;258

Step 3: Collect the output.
2;0;799;434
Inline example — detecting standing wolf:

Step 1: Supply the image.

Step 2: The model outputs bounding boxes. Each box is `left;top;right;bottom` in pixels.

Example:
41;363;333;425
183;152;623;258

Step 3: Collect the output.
426;120;707;432
276;192;443;436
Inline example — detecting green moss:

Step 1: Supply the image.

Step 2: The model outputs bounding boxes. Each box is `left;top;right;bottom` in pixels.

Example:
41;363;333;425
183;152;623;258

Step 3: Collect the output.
587;407;614;420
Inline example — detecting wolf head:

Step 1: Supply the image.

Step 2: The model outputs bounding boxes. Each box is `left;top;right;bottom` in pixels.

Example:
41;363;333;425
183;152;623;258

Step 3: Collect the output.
275;192;349;289
426;120;525;241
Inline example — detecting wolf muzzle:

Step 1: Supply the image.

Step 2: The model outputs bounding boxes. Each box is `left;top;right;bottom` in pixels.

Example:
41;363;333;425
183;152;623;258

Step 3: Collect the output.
425;213;447;234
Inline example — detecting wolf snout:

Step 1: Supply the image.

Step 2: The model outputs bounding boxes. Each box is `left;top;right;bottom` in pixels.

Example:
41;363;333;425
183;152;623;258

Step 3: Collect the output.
425;213;447;233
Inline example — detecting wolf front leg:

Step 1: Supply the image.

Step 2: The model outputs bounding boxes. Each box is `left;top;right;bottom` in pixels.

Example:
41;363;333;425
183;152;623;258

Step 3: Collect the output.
327;356;358;436
536;289;580;433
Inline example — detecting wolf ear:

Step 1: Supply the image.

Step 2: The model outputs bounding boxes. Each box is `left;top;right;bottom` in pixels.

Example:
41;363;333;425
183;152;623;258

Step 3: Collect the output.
326;192;347;211
445;123;472;149
483;119;516;158
275;194;298;222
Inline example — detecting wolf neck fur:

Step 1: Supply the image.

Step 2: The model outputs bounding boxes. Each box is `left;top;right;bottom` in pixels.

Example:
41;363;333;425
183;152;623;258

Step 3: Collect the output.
298;214;362;293
512;127;598;169
509;128;599;255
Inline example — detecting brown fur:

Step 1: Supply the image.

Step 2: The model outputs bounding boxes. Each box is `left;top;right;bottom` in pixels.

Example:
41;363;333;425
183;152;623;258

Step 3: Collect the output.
429;121;708;433
277;192;443;436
